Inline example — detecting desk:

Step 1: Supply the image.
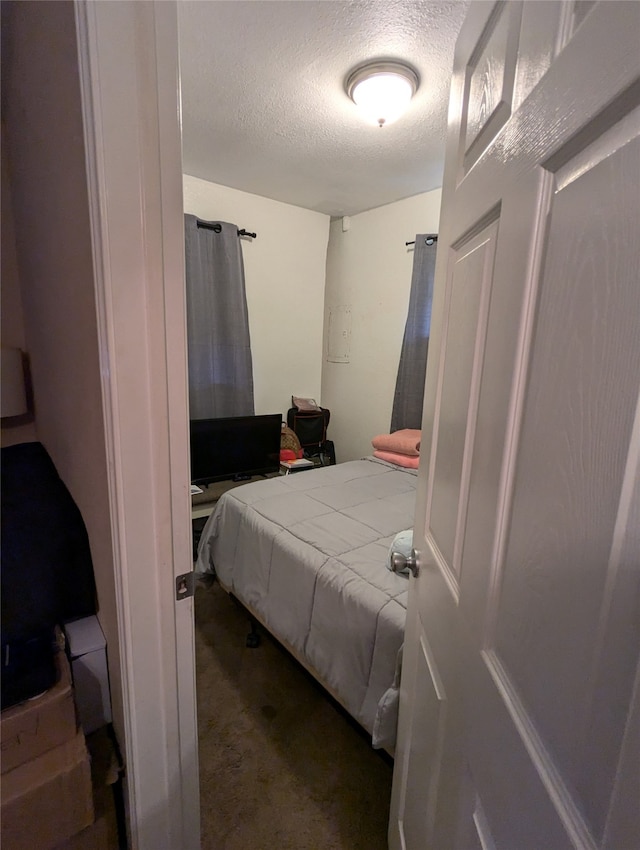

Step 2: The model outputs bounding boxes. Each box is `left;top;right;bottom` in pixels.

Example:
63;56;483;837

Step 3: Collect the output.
191;476;277;557
192;502;218;520
191;476;268;519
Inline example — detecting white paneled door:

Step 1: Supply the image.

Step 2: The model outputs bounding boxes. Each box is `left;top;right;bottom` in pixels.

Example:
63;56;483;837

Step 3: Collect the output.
390;3;640;849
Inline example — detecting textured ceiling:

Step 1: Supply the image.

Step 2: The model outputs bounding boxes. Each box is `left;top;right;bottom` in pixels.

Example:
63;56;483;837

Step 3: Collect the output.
178;1;468;217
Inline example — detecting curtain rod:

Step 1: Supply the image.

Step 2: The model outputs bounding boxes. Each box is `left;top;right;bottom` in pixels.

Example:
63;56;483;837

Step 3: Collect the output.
406;234;438;246
196;219;257;239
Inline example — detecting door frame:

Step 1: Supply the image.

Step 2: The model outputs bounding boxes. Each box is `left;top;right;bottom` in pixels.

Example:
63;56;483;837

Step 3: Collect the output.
75;2;200;847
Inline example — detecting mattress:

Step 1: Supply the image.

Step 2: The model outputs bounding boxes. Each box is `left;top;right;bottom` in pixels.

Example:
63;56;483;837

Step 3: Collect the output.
195;456;416;748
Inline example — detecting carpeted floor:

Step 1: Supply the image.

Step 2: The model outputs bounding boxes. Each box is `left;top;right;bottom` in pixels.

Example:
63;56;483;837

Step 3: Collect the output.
195;578;394;849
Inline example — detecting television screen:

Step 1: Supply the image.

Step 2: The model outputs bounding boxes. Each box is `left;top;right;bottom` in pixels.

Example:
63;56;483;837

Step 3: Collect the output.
189;413;282;485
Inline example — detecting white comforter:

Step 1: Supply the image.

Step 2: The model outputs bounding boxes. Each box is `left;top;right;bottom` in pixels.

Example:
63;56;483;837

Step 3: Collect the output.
195;457;416;748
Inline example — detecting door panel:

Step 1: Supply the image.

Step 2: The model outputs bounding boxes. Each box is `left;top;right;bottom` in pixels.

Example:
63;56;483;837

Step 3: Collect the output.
429;221;498;577
572;1;598;31
494;127;640;841
457;169;552;644
390;3;640;848
463;3;521;174
454;765;497;850
400;632;448;849
512;1;568;111
466;650;585;850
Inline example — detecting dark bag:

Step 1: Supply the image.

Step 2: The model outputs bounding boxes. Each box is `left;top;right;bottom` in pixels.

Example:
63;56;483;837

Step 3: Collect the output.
286;406;330;450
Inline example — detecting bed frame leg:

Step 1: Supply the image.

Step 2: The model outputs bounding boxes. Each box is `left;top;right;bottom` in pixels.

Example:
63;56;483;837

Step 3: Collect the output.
246;617;261;648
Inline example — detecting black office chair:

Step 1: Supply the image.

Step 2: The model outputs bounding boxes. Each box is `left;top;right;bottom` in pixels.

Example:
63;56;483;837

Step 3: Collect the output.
286;406;336;466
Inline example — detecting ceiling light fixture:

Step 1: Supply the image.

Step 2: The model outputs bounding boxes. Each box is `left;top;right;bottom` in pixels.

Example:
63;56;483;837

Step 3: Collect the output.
346;60;419;128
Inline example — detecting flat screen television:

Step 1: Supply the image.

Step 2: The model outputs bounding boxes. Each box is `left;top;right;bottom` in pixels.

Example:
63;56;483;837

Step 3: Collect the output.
190;413;282;485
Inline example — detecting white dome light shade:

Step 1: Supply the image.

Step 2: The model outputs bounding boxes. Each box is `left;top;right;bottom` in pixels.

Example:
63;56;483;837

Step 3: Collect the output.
346;61;419;127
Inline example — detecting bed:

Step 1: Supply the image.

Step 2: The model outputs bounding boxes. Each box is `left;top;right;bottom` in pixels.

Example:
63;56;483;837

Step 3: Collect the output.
195;455;417;750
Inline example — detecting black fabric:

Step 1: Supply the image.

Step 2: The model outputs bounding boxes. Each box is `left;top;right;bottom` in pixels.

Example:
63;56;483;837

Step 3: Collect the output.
286;407;330;448
286;407;335;465
1;629;58;708
1;441;97;643
320;439;336;466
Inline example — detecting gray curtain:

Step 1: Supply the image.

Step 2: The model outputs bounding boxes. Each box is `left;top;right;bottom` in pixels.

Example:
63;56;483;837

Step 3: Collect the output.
184;215;254;419
390;236;437;432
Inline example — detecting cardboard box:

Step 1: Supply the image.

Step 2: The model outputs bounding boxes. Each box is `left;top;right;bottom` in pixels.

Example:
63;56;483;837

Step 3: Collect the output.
64;617;112;734
55;726;123;850
1;650;77;774
53;782;119;850
1;730;94;850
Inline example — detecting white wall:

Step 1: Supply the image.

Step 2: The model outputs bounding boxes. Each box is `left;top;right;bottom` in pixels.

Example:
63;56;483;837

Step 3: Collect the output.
322;189;442;462
3;0;124;751
183;175;330;420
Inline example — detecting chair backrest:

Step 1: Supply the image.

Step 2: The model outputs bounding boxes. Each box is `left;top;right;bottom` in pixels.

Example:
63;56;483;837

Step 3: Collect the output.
286;407;330;449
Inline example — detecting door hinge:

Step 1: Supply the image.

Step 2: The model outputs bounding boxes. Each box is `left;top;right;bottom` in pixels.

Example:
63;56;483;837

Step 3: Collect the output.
175;571;195;601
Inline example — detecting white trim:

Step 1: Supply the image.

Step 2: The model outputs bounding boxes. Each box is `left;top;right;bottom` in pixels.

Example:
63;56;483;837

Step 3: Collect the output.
75;2;199;847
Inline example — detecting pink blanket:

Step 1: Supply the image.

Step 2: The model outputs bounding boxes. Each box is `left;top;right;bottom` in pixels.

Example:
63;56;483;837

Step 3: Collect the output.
371;429;421;457
373;450;419;469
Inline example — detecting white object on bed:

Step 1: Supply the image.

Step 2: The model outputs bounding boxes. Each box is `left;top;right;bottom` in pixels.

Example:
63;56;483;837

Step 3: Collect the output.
387;529;413;574
196;456;417;749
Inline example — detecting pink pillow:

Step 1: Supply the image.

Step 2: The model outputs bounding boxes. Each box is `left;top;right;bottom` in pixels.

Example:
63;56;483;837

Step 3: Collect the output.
371;429;421;457
373;450;420;469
